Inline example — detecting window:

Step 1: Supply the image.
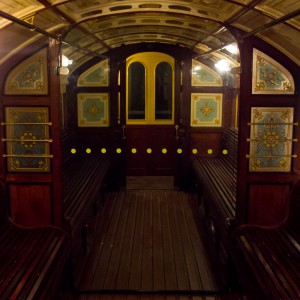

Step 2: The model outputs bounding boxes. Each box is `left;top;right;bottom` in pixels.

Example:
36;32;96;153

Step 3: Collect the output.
128;62;145;119
155;62;173;120
126;52;174;124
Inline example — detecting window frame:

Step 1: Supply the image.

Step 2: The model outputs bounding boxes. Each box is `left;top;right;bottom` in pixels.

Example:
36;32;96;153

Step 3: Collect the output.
126;52;175;125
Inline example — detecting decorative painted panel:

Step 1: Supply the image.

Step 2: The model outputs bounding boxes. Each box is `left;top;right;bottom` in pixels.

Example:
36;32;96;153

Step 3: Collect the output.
77;59;109;86
190;93;222;127
252;48;294;94
4;107;51;172
5;48;48;95
77;93;109;127
191;60;223;86
248;107;295;172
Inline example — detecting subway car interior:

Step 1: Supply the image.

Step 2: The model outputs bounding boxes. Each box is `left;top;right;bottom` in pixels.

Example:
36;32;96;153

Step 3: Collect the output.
0;1;300;299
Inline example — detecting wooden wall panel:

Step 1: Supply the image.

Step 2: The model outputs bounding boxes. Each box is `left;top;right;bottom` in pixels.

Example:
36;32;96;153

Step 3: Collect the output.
9;184;51;227
236;34;300;225
248;184;289;226
190;132;221;156
0;40;64;227
126;125;175;176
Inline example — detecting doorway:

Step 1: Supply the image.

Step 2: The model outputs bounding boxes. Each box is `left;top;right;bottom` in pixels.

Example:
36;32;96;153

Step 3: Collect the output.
124;52;177;177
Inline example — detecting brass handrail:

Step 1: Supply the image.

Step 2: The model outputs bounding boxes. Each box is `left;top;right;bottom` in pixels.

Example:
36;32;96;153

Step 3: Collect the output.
1;122;52;125
247;122;298;126
246;154;297;158
2;138;53;142
3;154;53;158
247;138;298;142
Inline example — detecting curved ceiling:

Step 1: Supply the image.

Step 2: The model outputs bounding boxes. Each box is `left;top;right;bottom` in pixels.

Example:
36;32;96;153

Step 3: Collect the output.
0;0;300;71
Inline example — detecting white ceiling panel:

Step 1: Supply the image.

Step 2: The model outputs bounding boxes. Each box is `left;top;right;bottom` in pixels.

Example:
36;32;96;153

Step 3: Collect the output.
0;0;299;67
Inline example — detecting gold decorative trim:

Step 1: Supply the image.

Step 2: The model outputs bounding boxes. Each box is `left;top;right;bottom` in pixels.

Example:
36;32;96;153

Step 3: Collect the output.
191;60;223;87
249;107;295;172
190;93;223;127
4;106;51;172
5;48;48;95
78;59;109;87
77;93;109;127
252;48;294;95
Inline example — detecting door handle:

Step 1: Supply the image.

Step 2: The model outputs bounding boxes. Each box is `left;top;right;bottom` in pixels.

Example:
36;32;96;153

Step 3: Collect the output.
122;125;126;139
175;125;179;140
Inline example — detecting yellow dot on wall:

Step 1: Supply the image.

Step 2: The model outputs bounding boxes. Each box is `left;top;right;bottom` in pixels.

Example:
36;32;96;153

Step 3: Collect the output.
207;149;213;155
223;149;228;155
86;148;92;154
116;148;122;154
192;149;198;154
147;148;152;154
71;148;76;154
101;148;107;154
177;148;183;154
132;148;137;154
162;148;167;154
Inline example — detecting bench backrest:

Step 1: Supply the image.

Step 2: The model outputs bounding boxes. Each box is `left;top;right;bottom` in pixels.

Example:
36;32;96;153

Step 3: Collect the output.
221;127;238;169
61;128;77;167
287;179;300;234
0;179;8;227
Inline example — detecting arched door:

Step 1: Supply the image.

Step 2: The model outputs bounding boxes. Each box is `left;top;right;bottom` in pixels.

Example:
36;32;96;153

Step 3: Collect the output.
125;52;177;176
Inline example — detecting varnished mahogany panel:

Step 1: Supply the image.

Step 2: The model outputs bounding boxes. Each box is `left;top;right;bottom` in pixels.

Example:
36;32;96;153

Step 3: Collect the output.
248;184;289;226
126;126;175;176
190;132;222;156
9;184;51;226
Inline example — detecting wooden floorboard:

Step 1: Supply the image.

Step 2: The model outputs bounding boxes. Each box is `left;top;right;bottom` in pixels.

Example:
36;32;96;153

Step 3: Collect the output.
73;294;237;300
126;176;174;190
161;192;178;290
73;294;239;300
140;191;153;290
179;193;216;291
168;194;190;290
79;191;220;293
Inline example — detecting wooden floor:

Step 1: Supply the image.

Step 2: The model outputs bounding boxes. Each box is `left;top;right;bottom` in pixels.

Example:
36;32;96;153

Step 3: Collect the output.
73;294;244;300
66;177;246;300
78;190;219;293
126;176;174;190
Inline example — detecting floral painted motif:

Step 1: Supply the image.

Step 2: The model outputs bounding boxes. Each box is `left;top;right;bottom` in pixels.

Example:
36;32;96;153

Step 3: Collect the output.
191;60;223;86
200;102;215;117
4;107;51;172
249;107;294;172
77;93;109;127
78;59;109;86
5;48;48;95
252;49;294;94
191;93;222;127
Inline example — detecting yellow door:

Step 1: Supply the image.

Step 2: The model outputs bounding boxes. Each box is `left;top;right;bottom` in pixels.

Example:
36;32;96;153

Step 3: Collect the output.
125;52;175;176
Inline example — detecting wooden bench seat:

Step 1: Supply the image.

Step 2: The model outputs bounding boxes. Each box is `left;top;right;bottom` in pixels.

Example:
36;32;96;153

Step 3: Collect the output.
231;180;300;300
0;180;70;300
63;153;111;236
193;155;236;225
191;128;238;260
62;153;111;284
